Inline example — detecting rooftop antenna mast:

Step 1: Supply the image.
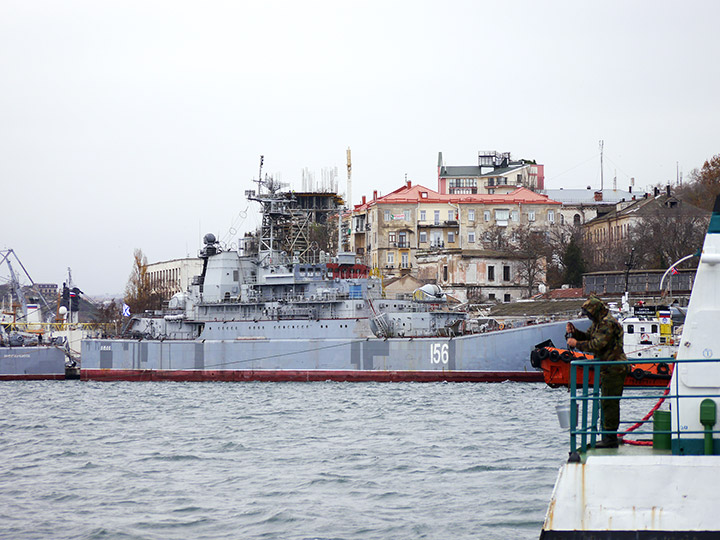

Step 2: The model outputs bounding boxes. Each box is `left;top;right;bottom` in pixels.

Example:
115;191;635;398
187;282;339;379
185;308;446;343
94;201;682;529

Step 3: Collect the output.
256;155;264;195
344;148;352;252
346;147;352;210
599;139;604;191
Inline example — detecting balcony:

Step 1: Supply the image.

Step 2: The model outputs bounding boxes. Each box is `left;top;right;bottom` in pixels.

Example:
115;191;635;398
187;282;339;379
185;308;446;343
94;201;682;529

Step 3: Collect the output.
418;221;451;229
388;241;411;249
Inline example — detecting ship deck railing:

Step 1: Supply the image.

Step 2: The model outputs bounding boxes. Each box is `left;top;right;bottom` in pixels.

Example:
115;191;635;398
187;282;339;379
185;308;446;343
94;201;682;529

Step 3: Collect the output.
568;357;720;455
3;321;119;333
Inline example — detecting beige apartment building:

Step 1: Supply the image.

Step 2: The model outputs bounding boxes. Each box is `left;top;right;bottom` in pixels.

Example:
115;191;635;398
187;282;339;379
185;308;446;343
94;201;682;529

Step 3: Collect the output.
350;180;561;300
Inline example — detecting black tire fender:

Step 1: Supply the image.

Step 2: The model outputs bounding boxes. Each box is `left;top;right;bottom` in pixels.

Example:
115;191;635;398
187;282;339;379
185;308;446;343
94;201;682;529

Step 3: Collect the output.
549;349;560;362
657;362;670;375
560;351;573;362
632;368;646;380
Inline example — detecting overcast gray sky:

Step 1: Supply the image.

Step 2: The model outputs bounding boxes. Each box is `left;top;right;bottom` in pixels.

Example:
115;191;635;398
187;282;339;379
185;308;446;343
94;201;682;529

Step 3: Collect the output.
2;1;719;296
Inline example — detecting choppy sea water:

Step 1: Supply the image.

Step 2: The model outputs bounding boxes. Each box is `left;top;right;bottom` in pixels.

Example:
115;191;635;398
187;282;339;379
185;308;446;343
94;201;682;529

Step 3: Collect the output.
1;381;573;540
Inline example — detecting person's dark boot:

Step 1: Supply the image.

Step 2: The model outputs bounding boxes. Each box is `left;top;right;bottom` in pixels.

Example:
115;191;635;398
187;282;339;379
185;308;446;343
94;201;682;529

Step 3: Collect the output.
595;434;619;448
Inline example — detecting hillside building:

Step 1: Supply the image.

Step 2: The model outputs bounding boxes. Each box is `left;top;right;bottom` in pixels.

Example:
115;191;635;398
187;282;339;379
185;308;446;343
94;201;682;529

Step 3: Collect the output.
437;151;544;195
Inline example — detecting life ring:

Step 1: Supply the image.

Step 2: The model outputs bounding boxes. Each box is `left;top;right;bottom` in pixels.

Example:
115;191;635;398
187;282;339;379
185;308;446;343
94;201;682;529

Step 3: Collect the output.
657;362;670;375
560;351;573;362
537;347;550;360
549;349;560;362
632;368;646;380
498;323;505;330
641;333;650;342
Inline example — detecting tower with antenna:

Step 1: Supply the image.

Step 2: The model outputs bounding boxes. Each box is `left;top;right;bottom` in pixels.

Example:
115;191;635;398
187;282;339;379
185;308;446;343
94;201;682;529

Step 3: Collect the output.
599;139;604;191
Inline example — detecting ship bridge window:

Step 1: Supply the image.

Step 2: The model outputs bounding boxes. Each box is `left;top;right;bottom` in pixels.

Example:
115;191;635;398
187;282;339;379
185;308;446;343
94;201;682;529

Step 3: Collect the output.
626;325;634;334
652;324;658;333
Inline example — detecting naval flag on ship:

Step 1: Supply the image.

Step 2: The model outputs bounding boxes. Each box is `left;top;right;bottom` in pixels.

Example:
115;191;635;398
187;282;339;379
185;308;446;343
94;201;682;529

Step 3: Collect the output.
122;303;131;317
671;267;679;275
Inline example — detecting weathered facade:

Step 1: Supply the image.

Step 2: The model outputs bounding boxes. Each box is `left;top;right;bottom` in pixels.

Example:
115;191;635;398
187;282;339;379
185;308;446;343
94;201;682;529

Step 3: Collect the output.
351;180;560;288
415;249;546;304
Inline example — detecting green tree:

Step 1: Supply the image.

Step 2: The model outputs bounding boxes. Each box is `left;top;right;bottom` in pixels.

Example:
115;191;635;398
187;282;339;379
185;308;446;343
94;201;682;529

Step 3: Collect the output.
561;237;586;287
124;249;163;314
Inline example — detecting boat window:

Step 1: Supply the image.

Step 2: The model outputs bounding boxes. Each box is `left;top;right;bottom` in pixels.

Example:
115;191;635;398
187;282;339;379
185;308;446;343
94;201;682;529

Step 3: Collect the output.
626;325;634;334
652;324;658;333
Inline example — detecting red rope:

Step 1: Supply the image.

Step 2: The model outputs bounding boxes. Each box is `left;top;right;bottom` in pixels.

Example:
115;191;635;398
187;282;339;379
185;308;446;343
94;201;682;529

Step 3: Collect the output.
620;385;671;446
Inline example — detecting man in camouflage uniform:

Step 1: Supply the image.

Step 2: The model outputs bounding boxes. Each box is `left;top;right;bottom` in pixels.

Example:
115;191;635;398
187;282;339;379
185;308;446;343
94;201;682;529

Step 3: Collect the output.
566;295;628;448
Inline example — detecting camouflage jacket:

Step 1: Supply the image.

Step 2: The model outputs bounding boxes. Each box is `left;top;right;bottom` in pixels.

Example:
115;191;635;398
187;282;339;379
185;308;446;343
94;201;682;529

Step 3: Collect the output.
571;296;628;375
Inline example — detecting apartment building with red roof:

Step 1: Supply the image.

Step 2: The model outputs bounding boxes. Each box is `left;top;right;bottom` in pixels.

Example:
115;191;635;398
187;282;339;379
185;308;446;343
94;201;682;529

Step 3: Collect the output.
350;180;561;302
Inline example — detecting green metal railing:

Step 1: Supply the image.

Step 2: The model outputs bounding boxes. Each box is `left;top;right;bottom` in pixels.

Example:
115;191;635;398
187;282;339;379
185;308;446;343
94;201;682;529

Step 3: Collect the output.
569;357;720;455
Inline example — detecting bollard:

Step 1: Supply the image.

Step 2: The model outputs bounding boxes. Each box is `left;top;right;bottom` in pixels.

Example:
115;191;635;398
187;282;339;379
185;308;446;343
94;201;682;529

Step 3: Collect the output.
653;410;671;450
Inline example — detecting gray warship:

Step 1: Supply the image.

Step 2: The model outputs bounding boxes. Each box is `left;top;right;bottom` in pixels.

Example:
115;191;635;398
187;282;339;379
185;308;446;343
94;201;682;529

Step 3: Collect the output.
81;176;584;382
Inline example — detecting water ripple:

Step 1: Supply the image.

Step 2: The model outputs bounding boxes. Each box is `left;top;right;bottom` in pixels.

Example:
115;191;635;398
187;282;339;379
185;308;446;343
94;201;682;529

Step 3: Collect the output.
1;381;570;540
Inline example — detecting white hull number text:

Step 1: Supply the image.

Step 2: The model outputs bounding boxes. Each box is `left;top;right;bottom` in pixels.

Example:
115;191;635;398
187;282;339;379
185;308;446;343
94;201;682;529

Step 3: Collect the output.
430;343;449;364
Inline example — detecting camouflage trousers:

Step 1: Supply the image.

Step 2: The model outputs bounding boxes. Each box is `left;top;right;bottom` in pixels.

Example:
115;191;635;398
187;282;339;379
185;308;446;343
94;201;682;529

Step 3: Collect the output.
601;370;626;433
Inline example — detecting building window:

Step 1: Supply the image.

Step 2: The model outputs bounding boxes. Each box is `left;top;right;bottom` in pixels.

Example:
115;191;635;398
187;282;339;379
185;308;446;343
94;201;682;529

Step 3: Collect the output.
516;174;522;184
511;210;518;222
404;209;411;221
384;210;391;221
468;209;475;222
560;214;565;225
489;293;496;301
434;210;440;224
448;232;455;243
484;210;491;222
503;265;510;281
495;209;509;226
448;210;454;221
420;210;426;221
548;210;555;223
401;252;409;268
488;265;495;282
504;293;511;302
468;231;475;243
574;214;581;226
443;265;448;281
387;252;395;265
528;211;536;222
420;231;427;243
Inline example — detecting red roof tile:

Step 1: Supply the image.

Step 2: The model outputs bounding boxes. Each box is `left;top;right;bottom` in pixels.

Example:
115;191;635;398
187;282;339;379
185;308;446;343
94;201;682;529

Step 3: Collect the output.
353;182;559;211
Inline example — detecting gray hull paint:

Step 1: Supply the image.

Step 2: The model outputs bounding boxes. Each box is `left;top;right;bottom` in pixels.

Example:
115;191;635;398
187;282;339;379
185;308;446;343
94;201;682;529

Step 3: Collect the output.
81;319;580;380
0;347;67;379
